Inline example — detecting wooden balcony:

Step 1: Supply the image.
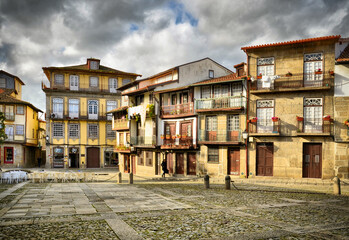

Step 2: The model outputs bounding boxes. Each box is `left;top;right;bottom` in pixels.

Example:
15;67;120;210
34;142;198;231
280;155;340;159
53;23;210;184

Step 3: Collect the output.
160;136;194;149
160;102;194;118
249;119;280;136
113;118;128;130
296;117;332;136
198;130;242;144
250;73;333;93
114;145;131;153
130;136;156;147
195;96;246;113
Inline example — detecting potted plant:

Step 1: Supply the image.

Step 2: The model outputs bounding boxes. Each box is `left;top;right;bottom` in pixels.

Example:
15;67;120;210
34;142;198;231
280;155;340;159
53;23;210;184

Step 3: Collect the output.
315;68;322;74
257;73;262;79
176;134;181;138
272;117;279;122
182;134;187;139
296;116;304;121
286;72;292;77
171;135;176;140
160;135;165;139
166;134;170;139
344;119;349;126
250;117;258;123
323;115;331;121
329;70;334;76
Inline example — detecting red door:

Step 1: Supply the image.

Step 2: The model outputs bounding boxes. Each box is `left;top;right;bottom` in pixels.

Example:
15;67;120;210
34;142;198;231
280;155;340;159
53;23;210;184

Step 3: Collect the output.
166;153;174;174
176;153;184;174
187;153;196;175
180;122;192;145
165;123;176;145
229;148;240;175
256;143;273;176
131;155;136;174
303;143;322;178
87;147;100;168
4;147;14;164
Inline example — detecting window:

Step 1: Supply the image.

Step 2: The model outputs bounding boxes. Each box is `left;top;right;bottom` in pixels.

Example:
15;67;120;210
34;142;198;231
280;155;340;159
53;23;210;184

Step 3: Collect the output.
88;124;98;138
136;95;144;106
69;75;79;91
256;100;274;133
69;99;79;119
0;78;6;88
90;61;99;70
122;79;131;86
54;74;64;85
5;125;14;140
145;151;153;166
32;129;34;138
206;116;217;131
69;124;79;138
90;76;98;87
138;151;144;165
106;124;115;138
304;98;322;133
0;105;3;113
201;86;211;98
208;147;219;163
228;115;239;131
15;125;24;135
53;123;64;137
231;82;242;96
88;100;98;120
109;78;118;93
149;94;153;104
107;101;117;120
209;70;214;78
257;57;274;90
4;147;14;163
214;84;229;98
16;105;24;115
5;105;14;120
52;98;63;118
304;53;323;87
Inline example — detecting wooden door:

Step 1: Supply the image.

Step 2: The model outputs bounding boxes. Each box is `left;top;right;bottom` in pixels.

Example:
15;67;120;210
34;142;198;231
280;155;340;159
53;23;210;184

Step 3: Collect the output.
229;148;240;175
303;143;322;178
176;153;184;174
256;143;273;176
187;153;196;175
87;147;100;168
131;155;136;174
166;153;173;174
124;155;130;173
180;122;192;145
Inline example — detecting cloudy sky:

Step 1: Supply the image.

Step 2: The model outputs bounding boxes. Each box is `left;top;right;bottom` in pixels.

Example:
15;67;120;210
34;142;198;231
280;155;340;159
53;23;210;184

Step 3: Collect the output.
0;0;348;116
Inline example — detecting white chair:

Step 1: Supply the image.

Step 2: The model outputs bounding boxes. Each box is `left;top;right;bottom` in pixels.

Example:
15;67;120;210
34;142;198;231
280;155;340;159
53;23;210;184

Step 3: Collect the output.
3;172;12;184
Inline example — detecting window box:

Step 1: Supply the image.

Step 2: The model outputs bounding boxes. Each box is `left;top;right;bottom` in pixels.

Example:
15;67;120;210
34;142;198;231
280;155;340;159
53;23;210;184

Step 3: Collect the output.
315;69;322;74
171;135;176;140
272;117;279;122
160;135;165;139
323;115;332;121
257;75;262;79
250;118;258;123
286;72;292;77
296;116;304;121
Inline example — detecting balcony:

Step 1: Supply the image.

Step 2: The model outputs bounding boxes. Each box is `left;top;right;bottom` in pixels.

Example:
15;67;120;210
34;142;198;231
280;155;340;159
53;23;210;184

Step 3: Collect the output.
113;118;129;130
195;96;246;113
160;102;194;118
128;104;155;119
296;117;332;136
114;145;131;153
250;73;333;93
249;119;280;136
130;135;156;147
43;84;121;94
198;129;242;144
160;136;194;149
48;111;108;121
5;112;15;121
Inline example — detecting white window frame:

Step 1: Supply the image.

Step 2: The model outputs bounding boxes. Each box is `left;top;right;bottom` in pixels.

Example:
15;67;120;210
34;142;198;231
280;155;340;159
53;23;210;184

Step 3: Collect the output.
88;124;98;138
52;98;63;118
257;57;274;90
304;98;323;133
228;115;239;131
256;100;274;133
107;101;117;120
109;78;118;93
304;53;323;87
209;70;214;78
69;75;79;91
68;99;79;119
15;125;24;135
53;123;64;138
88;100;98;120
5;125;14;140
206;116;217;131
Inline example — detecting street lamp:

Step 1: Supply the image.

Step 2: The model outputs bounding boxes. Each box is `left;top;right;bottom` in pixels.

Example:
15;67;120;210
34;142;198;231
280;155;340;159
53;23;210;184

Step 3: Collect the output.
46;135;50;145
242;130;249;179
242;131;248;140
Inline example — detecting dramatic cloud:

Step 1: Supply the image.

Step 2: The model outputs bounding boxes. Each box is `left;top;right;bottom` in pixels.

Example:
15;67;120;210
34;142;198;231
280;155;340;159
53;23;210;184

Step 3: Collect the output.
0;0;348;115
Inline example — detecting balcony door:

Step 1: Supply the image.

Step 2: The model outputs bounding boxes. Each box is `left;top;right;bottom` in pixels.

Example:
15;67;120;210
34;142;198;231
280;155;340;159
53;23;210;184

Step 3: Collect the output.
206;116;217;141
257;100;274;133
109;78;118;93
304;98;322;133
180;121;192;144
69;99;79;119
304;53;323;87
88;100;98;120
69;75;79;91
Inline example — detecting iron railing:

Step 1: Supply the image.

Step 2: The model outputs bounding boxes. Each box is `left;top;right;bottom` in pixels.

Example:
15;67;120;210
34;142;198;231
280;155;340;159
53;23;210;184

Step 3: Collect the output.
249;119;280;134
48;111;110;121
297;117;331;134
195;96;246;110
130;135;156;146
161;102;194;116
198;129;242;142
160;136;194;147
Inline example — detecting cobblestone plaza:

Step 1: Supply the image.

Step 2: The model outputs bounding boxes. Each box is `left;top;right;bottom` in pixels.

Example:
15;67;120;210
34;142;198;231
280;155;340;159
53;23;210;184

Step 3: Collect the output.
0;179;348;239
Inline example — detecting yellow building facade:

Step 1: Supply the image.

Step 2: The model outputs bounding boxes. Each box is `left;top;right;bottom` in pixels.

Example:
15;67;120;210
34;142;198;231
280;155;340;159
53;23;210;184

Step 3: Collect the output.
42;58;140;168
0;70;43;167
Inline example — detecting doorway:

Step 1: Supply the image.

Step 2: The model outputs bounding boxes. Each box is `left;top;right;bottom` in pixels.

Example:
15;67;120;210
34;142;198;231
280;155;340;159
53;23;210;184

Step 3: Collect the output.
176;153;184;174
303;143;322;178
228;148;240;175
87;147;100;168
124;155;130;173
69;147;79;168
187;153;196;175
256;143;273;176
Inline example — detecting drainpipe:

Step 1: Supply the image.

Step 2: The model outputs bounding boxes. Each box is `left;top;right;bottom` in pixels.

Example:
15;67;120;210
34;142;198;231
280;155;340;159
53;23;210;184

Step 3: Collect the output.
244;50;250;178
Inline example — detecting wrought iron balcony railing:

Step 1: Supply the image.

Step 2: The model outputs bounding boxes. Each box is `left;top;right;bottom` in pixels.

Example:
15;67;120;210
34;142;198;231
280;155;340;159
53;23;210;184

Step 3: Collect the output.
249;119;280;134
130;135;156;146
198;129;242;143
297;117;331;134
160;136;194;148
161;102;194;116
48;111;109;121
195;96;246;111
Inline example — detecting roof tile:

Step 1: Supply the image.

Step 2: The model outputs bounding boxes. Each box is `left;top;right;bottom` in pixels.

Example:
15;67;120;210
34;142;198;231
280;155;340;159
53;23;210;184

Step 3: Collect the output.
337;44;349;62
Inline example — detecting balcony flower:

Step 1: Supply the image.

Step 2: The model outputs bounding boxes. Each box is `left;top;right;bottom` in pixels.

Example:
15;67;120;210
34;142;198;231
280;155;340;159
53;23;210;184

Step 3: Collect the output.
315;68;322;74
176;134;181;138
166;135;170;139
249;117;258;123
296;116;304;121
271;117;279;122
160;134;165;139
323;115;331;121
171;135;176;140
286;72;292;77
257;73;262;79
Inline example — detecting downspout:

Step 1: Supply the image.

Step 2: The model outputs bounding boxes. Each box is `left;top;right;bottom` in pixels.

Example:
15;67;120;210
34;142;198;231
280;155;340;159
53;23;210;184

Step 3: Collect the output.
244;50;250;178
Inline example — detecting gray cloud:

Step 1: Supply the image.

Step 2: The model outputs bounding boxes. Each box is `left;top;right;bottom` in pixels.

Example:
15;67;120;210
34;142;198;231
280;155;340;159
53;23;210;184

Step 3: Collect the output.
0;0;348;115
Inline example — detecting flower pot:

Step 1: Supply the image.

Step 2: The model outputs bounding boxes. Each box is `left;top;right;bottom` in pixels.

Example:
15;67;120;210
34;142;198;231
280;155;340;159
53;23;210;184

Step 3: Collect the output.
315;71;322;75
250;119;257;123
161;136;165;139
323;117;331;121
166;135;170;139
296;117;304;121
257;76;262;79
171;136;176;140
286;74;292;77
272;119;279;122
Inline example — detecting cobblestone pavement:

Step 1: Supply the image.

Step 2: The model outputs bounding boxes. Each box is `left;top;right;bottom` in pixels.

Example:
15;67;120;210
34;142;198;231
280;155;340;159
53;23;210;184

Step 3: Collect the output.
0;181;348;239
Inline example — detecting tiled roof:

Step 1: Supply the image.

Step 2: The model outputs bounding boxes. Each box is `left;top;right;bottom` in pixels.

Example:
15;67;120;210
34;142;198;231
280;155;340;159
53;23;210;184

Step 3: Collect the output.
192;73;245;86
0;89;43;112
42;64;141;77
107;106;128;114
337;44;349;62
0;70;25;85
241;35;341;51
